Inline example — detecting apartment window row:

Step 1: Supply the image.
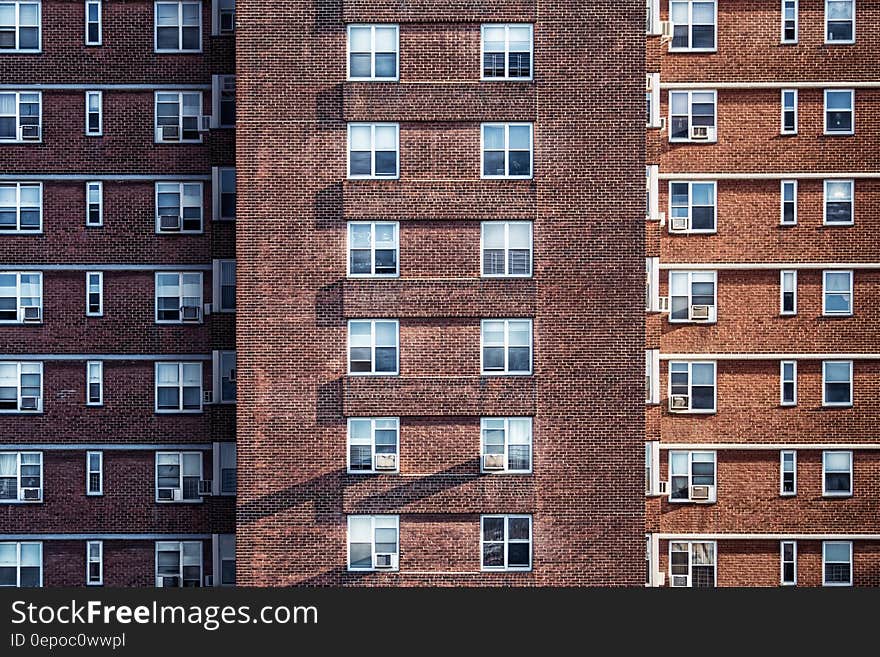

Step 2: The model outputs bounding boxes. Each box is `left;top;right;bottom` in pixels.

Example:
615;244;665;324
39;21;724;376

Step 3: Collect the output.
779;540;855;587
780;89;854;136
347;123;533;180
348;319;533;376
348;515;532;572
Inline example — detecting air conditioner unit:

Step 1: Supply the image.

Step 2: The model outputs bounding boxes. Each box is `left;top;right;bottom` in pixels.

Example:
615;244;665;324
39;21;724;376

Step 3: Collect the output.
657;480;669;495
669;216;688;232
157;576;180;588
657;296;670;313
374;553;395;569
181;305;201;322
160;125;180;141
690;125;716;141
645;75;654;93
690;484;712;501
199;116;212;132
483;453;505;471
671;575;688;587
19;396;39;411
203;390;213;404
20;124;40;141
21;306;42;322
19;488;41;501
159;214;181;231
374;454;397;471
204;575;214;587
660;21;674;39
198;479;213;496
690;304;711;321
158;487;182;501
670;395;689;411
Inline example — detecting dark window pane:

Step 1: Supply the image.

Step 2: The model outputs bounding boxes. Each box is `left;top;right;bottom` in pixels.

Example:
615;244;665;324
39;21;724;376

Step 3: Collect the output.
482;347;504;370
483;250;505;275
828;23;852;42
825;473;850;492
375;53;396;78
156;28;178;50
374;347;397;372
483;151;504;176
88;24;99;43
181;27;200;50
350;543;372;568
671;25;688;48
825;202;852;223
508;52;530;77
221;193;236;218
783;203;795;223
157;388;179;409
826;111;852;132
350;250;372;274
350;54;371;78
691;206;715;230
182;387;200;409
349;151;371;176
508;151;531;176
692;25;715;49
374;249;397;274
483;53;505;78
825;563;850;583
0;567;15;586
670;116;689;140
825;382;851;403
692;386;714;409
482;544;503;567
508;347;531;372
507;543;530;567
374;151;397;176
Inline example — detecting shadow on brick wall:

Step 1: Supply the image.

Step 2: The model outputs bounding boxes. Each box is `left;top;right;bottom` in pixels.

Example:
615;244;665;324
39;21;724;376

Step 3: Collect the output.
314;183;343;230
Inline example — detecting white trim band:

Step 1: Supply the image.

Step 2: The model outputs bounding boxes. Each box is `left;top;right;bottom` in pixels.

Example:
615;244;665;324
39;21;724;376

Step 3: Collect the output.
0;444;213;451
0;534;213;541
659;443;880;451
659;263;880;271
658;172;880;180
0;84;211;91
656;533;880;540
0;354;212;361
6;264;213;272
660;81;880;90
0;174;211;182
660;353;880;360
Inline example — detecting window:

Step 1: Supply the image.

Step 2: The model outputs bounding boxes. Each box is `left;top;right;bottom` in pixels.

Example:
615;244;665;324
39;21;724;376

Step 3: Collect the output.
669;181;716;232
86;451;102;496
645;444;652;495
823;360;852;407
155;272;203;323
824;180;853;225
83;90;103;136
669;541;716;588
156;182;203;233
780;180;797;225
0;1;39;52
0;272;41;323
214;350;236;403
156;451;202;501
86;181;102;226
0;182;41;232
481;417;532;473
155;1;201;52
85;0;101;45
347;123;398;179
0;451;42;502
669;361;716;412
669;271;716;323
781;89;797;134
482;123;533;179
82;541;103;587
212;74;235;127
347;320;398;375
213;259;235;312
669;90;716;142
823;541;852;586
213;442;236;495
215;534;235;586
481;515;531;571
823;451;852;496
0;542;41;587
0;362;42;413
212;167;235;220
481;222;532;277
825;0;854;43
646;165;659;220
347;417;399;474
780;361;797;406
669;451;716;502
780;270;797;315
646;74;660;128
645;534;653;585
85;272;102;316
156;541;202;587
670;0;716;51
646;257;659;312
347;222;398;277
347;515;399;571
0;92;40;142
211;0;234;35
647;0;661;34
646;350;660;404
780;541;797;586
780;450;796;495
155;91;202;143
481;319;532;375
782;0;798;42
347;24;398;81
825;89;854;134
86;361;102;405
481;24;532;80
823;270;853;316
155;362;202;413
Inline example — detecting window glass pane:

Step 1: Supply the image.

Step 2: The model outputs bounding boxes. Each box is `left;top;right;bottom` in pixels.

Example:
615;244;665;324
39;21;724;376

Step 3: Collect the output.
825;452;851;471
691;363;714;385
482;517;504;541
349;27;370;51
508;125;530;150
374;126;396;150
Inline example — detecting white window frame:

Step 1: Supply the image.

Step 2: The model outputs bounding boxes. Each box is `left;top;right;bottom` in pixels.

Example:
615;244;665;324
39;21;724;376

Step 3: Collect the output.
825;0;855;44
669;450;717;503
155;541;203;587
822;450;853;497
210;0;234;35
85;181;103;227
780;450;797;496
646;441;661;495
668;270;717;323
212;259;235;313
646;165;659;220
647;0;661;35
212;350;236;404
154;0;202;53
86;450;102;496
85;271;103;317
212;533;235;586
347;221;400;278
0;91;41;143
211;166;236;221
480;514;532;572
781;0;798;43
347;319;399;376
780;540;797;586
85;0;101;45
646;73;661;128
669;540;717;588
0;1;41;53
155;451;203;502
155;181;204;233
84;90;102;136
822;270;853;316
668;360;717;413
154;272;204;324
346;417;400;474
0;271;42;324
480;23;533;81
0;181;42;232
668;180;717;233
668;0;718;52
347;515;399;572
646;257;660;312
824;89;854;135
0;541;42;587
212;442;236;496
646;349;660;405
822;540;853;587
480;318;533;376
154;91;203;144
480;221;533;278
780;360;797;406
154;361;203;413
780;89;797;135
0;361;42;414
780;270;797;315
822;360;853;407
823;179;854;226
481;122;533;180
86;360;103;406
0;451;42;502
347;24;399;82
86;540;103;586
668;90;717;143
480;417;533;474
780;179;797;225
346;122;399;180
211;74;235;128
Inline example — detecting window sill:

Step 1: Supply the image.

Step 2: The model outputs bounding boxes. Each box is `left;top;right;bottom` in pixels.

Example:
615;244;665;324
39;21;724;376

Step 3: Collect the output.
155;410;204;414
480;77;534;83
668;139;718;145
822;222;854;227
347;175;400;181
667;48;718;54
480;371;533;377
154;49;204;55
822;403;853;408
347;77;400;83
824;132;854;137
0;410;43;415
480;470;532;475
0;500;42;504
347;372;399;377
155;500;204;504
0;141;42;145
822;493;853;498
347;470;400;475
481;175;534;181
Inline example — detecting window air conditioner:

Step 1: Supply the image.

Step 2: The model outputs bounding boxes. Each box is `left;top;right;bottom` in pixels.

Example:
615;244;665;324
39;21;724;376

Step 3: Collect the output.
374;553;395;569
690;125;716;141
203;390;213;404
157;576;180;587
181;305;201;322
690;304;711;321
671;575;688;587
22;306;42;322
660;21;674;39
160;125;180;141
159;214;181;231
19;488;41;501
374;454;397;471
199;116;212;132
198;480;213;496
670;395;689;411
690;485;712;501
657;481;669;495
657;296;670;313
19;396;38;411
158;488;182;501
20;125;40;141
645;75;654;93
204;575;214;587
669;216;688;232
482;453;505;471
